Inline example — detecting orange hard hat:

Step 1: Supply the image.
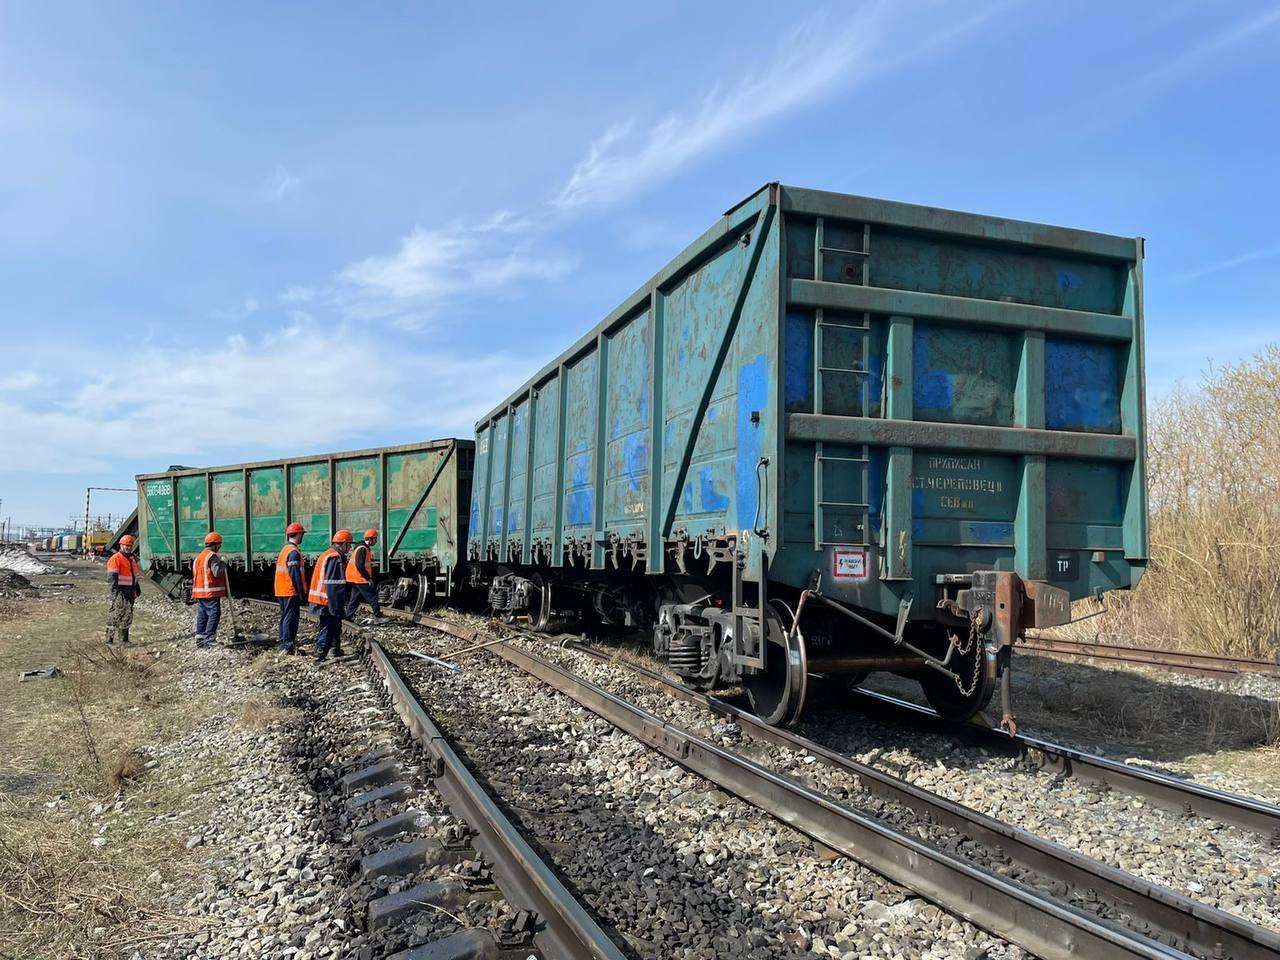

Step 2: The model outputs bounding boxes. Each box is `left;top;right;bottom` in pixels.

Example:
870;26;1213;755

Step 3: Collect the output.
333;529;354;544
204;531;223;546
286;522;306;536
119;535;136;548
364;529;378;541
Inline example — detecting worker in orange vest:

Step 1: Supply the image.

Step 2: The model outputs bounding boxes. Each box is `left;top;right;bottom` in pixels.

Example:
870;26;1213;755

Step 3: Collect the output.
308;529;353;662
191;531;228;647
105;535;142;645
274;522;308;654
344;528;383;621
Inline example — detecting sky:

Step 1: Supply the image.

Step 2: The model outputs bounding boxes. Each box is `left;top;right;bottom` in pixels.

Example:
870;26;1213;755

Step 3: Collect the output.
1;1;1278;528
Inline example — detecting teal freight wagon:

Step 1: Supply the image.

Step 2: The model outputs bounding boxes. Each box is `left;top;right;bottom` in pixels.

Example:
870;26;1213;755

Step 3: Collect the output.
469;183;1147;725
138;438;473;602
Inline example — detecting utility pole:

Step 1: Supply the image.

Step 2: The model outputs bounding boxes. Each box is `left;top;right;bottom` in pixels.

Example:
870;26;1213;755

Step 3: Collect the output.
84;487;134;557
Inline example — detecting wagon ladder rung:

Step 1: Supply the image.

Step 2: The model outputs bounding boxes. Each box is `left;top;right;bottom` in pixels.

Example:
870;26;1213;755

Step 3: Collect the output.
817;365;870;376
816;455;870;465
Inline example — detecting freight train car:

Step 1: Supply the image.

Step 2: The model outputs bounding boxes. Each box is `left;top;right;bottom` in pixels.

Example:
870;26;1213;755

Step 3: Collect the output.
138;439;473;603
469;183;1148;725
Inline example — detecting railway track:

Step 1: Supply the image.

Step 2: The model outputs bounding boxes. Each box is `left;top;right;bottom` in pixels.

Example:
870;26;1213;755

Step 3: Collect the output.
378;606;1280;960
1019;636;1280;680
844;687;1280;838
363;638;626;960
240;598;625;959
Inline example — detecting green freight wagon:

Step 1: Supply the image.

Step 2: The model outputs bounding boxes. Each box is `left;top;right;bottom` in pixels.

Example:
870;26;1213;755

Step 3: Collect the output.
470;183;1147;725
138;438;473;601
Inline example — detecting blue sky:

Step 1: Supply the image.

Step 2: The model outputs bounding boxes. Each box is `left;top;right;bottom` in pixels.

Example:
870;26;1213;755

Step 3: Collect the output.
1;1;1278;528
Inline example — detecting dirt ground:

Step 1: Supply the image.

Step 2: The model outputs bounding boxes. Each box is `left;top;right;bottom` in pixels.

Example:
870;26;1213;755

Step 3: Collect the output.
0;558;221;959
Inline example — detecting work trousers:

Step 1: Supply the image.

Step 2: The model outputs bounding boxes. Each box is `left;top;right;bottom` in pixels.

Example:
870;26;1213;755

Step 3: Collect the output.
344;583;381;619
278;596;301;652
107;591;135;643
315;611;343;659
195;598;222;646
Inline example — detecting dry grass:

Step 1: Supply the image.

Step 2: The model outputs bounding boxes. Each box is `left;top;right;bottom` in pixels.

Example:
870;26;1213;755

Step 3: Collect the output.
0;566;221;958
238;698;303;731
1065;344;1280;660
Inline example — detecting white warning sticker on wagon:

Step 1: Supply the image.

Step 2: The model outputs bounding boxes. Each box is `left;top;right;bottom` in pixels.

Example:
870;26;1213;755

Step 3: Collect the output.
832;548;868;581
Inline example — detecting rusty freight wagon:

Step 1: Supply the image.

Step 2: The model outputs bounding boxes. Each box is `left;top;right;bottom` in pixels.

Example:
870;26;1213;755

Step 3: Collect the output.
469;183;1148;726
138;439;473;603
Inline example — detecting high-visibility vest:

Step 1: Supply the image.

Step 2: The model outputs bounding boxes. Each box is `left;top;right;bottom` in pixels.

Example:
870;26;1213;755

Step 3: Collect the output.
274;543;303;598
191;548;227;599
345;543;373;584
308;548;343;605
107;552;140;586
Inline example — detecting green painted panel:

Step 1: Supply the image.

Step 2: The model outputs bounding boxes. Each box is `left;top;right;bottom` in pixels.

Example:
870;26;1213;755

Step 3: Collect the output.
211;472;246;557
140;479;176;564
387;451;442;554
177;475;209;557
249;467;286;558
290;462;331;552
337;457;380;539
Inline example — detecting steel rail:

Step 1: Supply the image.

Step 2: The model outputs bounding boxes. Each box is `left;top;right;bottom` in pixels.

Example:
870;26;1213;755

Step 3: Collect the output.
846;687;1280;839
363;638;627;960
388;609;1203;960
1019;636;1280;679
550;636;1280;960
244;598;1280;836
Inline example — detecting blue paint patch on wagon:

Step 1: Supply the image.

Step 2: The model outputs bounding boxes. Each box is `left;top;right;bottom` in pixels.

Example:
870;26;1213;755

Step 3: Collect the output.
698;467;730;512
623;434;648;493
735;355;769;530
1045;337;1122;433
566;489;593;527
971;521;1013;543
912;331;954;411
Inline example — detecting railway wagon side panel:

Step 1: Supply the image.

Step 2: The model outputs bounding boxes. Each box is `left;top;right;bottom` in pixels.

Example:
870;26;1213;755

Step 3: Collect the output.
137;439;472;576
774;185;1147;617
469;188;782;576
290;462;332;553
248;467;286;559
336;457;379;540
385;442;471;573
211;471;247;557
176;475;209;558
139;477;176;567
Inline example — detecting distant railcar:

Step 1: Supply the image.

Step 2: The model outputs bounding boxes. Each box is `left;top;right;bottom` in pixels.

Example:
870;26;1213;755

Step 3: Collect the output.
469;183;1148;725
137;439;473;602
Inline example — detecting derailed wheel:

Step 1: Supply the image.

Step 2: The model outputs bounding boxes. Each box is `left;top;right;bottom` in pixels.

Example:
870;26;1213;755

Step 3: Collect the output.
920;637;997;721
745;601;808;726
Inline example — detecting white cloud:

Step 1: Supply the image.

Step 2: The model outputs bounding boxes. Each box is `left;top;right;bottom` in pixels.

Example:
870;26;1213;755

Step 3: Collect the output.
553;3;957;210
0;324;529;475
337;216;575;325
1142;4;1280;87
0;371;41;391
268;164;301;200
281;285;315;304
1168;244;1280;283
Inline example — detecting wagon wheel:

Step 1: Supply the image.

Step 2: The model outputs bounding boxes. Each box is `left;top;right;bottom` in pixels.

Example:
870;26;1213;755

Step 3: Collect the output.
745;600;809;727
920;630;997;721
531;575;552;633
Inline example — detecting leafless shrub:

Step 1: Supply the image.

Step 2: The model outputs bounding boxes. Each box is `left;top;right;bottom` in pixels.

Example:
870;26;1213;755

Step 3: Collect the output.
1074;345;1280;659
105;748;146;792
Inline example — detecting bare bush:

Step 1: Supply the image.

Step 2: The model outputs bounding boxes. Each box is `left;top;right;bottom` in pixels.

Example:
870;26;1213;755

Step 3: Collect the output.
1088;344;1280;658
